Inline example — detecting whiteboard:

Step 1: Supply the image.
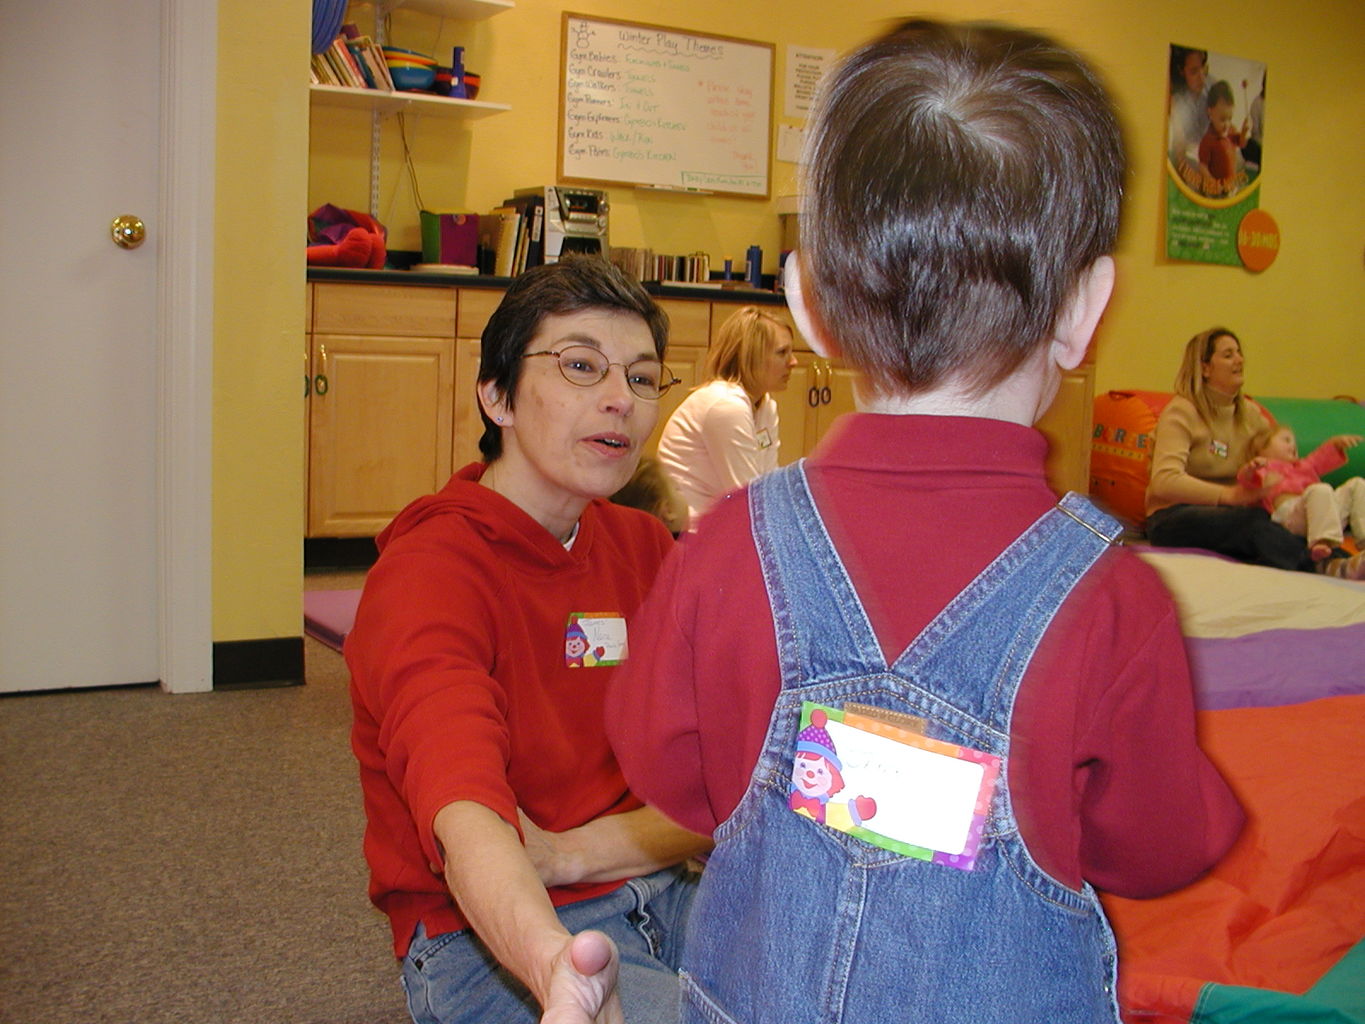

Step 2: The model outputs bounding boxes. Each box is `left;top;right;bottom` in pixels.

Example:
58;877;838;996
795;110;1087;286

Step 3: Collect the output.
559;14;773;198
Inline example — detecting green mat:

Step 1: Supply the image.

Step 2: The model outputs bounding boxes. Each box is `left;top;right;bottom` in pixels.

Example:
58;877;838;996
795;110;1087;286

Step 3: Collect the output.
1256;396;1365;488
1194;937;1365;1023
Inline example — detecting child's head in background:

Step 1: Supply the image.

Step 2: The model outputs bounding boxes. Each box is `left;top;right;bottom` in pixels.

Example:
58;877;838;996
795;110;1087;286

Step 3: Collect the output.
794;19;1125;404
1251;425;1299;462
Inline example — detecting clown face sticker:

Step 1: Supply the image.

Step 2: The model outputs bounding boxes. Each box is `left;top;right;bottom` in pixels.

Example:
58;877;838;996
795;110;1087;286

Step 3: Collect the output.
788;702;1000;871
564;612;628;668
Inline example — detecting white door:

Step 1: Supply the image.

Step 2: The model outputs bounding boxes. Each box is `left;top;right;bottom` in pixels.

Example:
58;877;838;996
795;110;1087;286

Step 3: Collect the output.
0;0;212;692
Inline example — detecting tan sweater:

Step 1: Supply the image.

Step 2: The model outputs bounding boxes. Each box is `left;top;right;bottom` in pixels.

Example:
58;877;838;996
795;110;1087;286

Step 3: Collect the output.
1145;391;1272;516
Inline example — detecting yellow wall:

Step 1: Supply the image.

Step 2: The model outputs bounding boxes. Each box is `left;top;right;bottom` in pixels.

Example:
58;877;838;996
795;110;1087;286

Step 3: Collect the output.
213;0;308;642
309;0;1364;402
215;0;1363;647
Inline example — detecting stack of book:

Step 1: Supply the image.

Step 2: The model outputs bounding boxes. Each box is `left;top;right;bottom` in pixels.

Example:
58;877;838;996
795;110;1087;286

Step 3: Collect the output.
481;195;546;277
611;248;713;285
310;24;393;91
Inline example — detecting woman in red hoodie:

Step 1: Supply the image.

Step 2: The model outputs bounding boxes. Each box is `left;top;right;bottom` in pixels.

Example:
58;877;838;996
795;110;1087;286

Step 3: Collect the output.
346;257;709;1024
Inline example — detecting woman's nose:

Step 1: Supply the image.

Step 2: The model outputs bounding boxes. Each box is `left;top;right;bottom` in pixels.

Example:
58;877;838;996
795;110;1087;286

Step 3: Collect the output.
598;365;637;412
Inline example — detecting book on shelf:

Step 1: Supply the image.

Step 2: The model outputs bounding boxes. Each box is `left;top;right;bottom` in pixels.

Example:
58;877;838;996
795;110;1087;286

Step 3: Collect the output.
502;194;546;275
481;197;548;278
527;200;545;269
352;36;394;90
610;247;712;285
486;207;521;277
311;29;393;92
329;37;366;88
346;41;376;89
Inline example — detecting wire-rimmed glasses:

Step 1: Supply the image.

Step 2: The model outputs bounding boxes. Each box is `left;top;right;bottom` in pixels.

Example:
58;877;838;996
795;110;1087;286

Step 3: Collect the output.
522;345;680;400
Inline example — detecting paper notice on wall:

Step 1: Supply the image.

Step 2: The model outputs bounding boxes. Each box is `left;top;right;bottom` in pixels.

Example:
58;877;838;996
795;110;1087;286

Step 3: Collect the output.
777;124;806;164
785;45;835;118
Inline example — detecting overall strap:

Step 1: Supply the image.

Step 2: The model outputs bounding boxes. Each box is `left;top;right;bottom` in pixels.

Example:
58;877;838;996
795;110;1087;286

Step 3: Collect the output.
887;489;1123;731
749;462;883;691
751;470;1123;720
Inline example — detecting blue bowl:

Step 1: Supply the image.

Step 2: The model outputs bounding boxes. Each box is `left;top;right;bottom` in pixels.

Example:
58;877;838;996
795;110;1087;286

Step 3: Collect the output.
390;65;436;92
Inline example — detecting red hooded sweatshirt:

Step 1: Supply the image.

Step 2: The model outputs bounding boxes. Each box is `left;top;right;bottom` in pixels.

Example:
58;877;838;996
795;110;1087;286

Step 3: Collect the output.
346;463;674;956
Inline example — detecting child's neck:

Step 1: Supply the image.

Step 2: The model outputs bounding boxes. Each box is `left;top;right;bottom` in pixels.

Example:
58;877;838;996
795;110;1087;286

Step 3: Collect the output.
860;352;1059;427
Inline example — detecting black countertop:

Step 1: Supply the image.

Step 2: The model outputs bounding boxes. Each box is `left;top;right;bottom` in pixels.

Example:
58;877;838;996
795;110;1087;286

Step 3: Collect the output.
306;266;788;305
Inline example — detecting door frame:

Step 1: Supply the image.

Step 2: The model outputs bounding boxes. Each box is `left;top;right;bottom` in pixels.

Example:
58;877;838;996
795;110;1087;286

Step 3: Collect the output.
158;0;216;693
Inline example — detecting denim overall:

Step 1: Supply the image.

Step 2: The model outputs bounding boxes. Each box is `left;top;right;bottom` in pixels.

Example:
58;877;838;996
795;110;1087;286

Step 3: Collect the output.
680;463;1124;1024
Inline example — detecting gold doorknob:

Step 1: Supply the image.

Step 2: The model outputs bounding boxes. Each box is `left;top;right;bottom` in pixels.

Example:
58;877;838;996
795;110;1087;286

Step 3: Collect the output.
111;215;146;249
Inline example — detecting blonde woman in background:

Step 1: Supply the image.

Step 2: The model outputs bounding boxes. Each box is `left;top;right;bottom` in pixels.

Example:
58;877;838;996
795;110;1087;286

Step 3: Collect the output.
657;306;798;525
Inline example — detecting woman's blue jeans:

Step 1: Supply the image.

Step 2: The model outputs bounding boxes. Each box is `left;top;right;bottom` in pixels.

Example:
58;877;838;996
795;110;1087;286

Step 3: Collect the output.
400;866;697;1024
1145;503;1314;571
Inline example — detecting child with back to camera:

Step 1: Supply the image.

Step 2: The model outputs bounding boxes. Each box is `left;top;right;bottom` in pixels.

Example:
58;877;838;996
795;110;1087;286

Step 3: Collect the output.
1238;424;1365;578
552;18;1246;1024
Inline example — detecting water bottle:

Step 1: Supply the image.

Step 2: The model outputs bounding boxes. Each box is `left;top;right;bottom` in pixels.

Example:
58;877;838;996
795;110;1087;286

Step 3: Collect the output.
745;245;762;288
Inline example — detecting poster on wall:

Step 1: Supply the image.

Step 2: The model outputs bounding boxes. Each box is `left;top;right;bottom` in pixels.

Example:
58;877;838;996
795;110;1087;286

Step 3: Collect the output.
1165;44;1269;267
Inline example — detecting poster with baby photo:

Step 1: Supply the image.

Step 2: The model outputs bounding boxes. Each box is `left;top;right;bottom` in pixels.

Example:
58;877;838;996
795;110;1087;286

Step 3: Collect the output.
1165;44;1267;266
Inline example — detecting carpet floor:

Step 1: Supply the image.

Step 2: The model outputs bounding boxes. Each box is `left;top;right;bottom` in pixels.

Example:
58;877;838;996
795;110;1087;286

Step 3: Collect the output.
0;570;411;1024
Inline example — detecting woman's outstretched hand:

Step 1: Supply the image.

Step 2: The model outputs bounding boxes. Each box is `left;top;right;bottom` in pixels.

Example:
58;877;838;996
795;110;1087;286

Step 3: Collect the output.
540;931;623;1024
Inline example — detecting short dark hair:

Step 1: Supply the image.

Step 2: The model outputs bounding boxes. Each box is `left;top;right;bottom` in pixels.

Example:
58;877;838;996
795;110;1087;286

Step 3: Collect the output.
477;256;669;460
800;18;1126;398
1206;79;1234;110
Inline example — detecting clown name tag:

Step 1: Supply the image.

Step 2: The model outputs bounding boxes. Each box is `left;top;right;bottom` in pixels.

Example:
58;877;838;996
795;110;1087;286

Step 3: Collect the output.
788;702;1000;870
564;612;627;668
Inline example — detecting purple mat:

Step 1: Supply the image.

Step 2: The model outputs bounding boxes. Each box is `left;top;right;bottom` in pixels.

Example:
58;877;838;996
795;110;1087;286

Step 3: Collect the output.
304;589;361;652
1186;621;1365;710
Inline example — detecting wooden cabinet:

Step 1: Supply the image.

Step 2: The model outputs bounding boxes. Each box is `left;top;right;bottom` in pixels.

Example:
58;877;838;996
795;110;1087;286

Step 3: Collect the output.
303;281;1097;536
773;355;860;466
647;299;712;454
1036;362;1095;497
306;284;457;537
451;287;502;469
739;305;861;466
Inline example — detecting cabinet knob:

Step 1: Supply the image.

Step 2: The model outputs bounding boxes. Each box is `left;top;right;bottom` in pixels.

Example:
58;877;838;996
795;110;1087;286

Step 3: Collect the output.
110;214;146;250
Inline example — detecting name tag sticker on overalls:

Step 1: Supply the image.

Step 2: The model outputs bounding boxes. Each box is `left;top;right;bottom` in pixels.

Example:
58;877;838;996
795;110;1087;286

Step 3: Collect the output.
788;702;1000;871
564;613;627;668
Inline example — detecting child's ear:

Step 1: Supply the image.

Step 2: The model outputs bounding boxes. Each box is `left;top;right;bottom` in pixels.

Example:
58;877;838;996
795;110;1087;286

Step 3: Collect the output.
783;254;840;359
1051;256;1115;371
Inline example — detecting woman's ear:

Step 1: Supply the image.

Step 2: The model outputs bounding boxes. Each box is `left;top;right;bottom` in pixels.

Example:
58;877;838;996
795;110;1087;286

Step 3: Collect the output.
1051;256;1115;371
783;254;839;359
477;379;511;427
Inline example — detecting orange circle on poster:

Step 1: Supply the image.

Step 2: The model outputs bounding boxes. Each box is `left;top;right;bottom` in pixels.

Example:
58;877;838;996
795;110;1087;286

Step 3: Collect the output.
1237;208;1280;272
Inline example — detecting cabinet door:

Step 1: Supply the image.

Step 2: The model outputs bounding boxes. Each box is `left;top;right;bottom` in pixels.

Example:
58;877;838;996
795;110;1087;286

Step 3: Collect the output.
453;288;505;470
774;354;861;465
1035;362;1095;497
453;336;484;470
308;334;455;537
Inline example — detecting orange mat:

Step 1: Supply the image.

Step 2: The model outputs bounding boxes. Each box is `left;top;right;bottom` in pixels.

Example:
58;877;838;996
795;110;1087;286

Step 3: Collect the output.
1102;694;1365;1022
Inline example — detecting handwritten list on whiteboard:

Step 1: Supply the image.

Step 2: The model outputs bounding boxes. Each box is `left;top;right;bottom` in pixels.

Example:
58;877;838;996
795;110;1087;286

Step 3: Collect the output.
559;14;774;197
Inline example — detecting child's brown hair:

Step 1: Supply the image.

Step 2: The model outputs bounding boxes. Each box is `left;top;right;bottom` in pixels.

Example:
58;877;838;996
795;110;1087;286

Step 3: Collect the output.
800;19;1125;400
